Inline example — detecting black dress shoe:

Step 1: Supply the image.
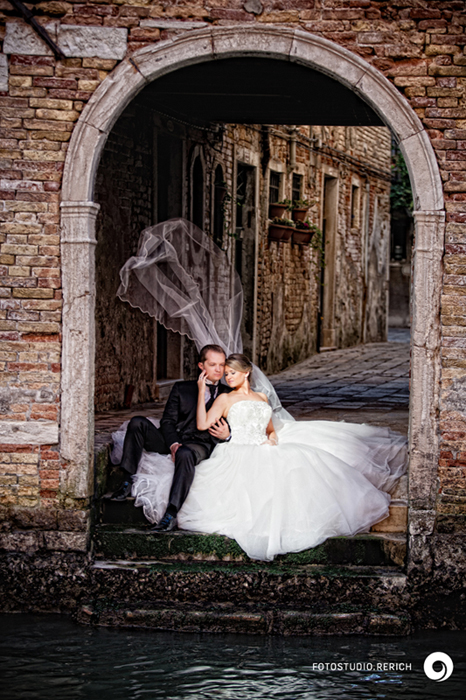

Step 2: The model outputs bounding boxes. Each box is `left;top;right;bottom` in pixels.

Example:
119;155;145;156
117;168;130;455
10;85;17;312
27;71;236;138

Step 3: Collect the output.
109;480;132;501
151;513;178;532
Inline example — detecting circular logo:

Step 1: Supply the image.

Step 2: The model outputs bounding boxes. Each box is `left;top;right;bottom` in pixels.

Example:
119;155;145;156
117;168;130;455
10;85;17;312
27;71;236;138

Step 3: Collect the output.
423;652;454;682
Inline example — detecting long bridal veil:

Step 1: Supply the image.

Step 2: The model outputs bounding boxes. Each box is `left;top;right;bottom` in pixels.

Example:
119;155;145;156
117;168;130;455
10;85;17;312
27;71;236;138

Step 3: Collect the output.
117;218;293;429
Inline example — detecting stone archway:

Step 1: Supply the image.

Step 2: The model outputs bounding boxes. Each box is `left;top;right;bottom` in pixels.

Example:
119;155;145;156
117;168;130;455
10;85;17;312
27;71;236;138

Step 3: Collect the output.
60;26;444;557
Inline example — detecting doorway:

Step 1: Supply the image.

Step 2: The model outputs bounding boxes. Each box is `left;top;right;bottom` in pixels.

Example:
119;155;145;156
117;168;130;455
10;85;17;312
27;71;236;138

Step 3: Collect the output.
320;175;338;350
235;163;257;359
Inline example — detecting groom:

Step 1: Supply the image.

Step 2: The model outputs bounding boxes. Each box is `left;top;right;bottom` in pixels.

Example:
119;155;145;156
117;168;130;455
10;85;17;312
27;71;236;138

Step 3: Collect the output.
110;344;231;531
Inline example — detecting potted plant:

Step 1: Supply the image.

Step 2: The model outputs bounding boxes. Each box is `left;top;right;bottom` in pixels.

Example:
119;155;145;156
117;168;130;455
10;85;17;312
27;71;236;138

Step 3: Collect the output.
293;219;319;245
268;216;295;242
291;198;312;222
269;199;291;219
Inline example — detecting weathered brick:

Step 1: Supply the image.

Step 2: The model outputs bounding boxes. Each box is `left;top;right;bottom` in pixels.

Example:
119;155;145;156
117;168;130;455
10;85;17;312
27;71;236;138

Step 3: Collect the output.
1;244;38;255
34;109;80;122
8;266;31;277
29;98;74;111
429;65;466;77
22;150;66;162
23;119;73;132
55;66;99;80
394;76;436;87
13;288;53;299
43;89;77;101
129;28;161;42
427;87;463;97
82;57;118;70
19;142;61;154
16;256;58;267
431;34;466;45
0;254;15;265
0;223;42;235
426;44;461;56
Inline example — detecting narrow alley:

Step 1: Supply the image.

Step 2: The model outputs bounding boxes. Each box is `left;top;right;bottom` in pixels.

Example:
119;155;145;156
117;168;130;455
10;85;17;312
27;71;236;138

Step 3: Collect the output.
95;332;410;446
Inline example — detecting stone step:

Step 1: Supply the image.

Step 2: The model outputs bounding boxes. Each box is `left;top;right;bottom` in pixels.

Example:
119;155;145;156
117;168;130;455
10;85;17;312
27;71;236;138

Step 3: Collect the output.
100;497;147;525
77;559;411;635
99;493;409;534
93;525;406;567
371;500;407;534
77;600;411;636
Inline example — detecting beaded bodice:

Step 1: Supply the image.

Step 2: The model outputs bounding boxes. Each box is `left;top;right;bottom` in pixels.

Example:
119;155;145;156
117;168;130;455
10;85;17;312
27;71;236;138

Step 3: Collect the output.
227;400;272;445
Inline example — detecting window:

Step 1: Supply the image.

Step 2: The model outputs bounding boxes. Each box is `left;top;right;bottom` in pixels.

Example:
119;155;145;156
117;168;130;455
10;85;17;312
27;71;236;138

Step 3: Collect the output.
236;164;247;232
213;164;225;248
351;184;360;228
192;155;204;230
269;171;281;205
292;173;302;204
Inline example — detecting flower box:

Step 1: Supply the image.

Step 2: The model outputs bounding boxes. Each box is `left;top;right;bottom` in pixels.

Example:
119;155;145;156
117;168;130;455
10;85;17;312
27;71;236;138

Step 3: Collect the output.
268;224;294;241
281;226;294;241
292;207;309;222
269;203;289;218
293;230;313;245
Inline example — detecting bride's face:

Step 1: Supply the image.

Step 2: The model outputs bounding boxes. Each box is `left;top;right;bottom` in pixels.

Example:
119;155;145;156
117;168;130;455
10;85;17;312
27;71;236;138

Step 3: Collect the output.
224;365;247;388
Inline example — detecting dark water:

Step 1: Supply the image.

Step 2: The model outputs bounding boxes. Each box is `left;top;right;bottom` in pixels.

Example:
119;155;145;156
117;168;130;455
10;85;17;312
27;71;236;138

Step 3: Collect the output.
0;614;465;699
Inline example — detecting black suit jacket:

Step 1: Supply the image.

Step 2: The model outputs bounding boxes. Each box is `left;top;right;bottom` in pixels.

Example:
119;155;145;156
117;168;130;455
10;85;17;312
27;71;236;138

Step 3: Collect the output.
160;380;232;449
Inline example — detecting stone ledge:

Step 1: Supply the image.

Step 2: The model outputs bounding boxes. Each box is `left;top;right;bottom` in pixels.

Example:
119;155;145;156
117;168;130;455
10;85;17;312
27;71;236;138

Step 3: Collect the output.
0;54;8;92
93;525;407;568
3;20;57;56
76;602;412;636
0;420;58;446
0;530;88;552
4;507;89;532
140;20;208;30
59;25;128;60
3;21;127;60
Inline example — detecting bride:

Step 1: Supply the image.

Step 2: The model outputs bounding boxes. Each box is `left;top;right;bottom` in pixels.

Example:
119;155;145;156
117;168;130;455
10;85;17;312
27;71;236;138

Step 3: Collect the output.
117;218;407;561
174;353;406;561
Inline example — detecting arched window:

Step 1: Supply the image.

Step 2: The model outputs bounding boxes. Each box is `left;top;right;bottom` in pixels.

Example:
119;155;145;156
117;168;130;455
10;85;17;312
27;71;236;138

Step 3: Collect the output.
213;164;225;247
192;155;204;230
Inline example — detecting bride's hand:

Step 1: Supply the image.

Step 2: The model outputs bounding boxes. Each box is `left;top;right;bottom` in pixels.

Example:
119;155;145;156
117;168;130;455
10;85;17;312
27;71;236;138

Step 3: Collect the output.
197;370;207;393
262;437;278;446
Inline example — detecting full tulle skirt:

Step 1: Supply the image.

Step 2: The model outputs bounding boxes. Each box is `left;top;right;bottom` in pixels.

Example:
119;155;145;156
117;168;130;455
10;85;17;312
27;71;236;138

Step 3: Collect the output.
129;419;407;561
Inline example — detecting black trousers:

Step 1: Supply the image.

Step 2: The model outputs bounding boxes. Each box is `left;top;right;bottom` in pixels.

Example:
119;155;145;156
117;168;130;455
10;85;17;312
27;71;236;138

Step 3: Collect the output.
120;416;210;513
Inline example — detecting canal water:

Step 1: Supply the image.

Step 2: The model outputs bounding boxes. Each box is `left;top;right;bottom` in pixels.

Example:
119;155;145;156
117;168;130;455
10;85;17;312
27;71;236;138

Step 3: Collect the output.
1;614;465;699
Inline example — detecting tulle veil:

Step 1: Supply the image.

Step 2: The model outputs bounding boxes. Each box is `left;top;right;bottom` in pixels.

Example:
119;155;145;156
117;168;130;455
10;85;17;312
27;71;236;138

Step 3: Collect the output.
117;218;294;429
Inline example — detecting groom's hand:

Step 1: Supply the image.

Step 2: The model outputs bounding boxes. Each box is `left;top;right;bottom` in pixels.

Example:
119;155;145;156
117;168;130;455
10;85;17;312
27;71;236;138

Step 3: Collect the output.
170;442;181;462
208;418;230;441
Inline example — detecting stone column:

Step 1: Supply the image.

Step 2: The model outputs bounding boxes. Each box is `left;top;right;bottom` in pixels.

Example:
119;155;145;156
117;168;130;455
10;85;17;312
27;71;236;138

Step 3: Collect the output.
408;209;445;574
60;201;100;500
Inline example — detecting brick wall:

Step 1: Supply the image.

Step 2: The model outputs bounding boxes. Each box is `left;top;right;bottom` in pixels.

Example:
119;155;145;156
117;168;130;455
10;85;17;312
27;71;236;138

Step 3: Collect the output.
94;103;154;412
1;0;466;546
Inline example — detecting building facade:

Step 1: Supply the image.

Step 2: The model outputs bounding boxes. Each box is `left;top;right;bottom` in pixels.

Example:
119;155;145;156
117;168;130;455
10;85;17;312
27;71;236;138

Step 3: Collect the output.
93;106;392;411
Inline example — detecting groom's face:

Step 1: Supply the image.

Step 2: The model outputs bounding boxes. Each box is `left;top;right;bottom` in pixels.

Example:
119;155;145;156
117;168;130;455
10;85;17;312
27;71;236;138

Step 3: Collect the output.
199;350;226;383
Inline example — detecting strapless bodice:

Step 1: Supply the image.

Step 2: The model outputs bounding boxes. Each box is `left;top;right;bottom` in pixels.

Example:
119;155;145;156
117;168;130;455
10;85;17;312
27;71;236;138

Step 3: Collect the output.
227;400;272;445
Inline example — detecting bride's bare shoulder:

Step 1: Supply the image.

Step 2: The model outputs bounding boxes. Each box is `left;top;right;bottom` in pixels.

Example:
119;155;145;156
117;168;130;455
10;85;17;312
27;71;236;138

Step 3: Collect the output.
255;391;269;403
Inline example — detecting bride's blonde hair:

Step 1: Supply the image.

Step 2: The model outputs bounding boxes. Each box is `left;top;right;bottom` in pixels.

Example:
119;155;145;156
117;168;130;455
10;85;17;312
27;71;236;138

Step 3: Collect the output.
225;353;253;376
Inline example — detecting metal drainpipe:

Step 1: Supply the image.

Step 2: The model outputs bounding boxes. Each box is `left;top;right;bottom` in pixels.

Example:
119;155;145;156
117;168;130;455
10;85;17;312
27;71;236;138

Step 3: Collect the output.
9;0;66;60
289;127;297;172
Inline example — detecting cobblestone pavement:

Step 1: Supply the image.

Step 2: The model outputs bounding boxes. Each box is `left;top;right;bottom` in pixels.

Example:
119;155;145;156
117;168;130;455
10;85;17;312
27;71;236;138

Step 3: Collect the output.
95;331;410;446
269;331;410;435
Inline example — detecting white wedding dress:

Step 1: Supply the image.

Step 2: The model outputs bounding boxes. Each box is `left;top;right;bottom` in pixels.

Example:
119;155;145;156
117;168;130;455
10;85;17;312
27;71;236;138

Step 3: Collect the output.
129;400;407;561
